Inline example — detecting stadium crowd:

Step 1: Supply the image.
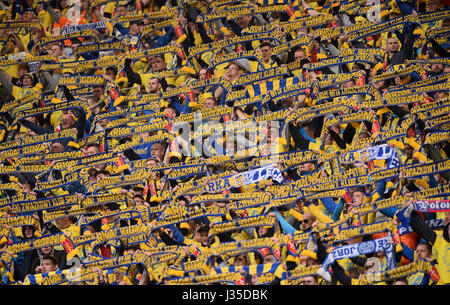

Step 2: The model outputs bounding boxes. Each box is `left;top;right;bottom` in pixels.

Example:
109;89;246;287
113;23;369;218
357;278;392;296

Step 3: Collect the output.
0;0;449;285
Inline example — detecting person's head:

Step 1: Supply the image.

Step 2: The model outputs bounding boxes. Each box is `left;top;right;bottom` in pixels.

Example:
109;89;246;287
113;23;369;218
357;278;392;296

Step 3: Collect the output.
116;4;127;16
150;142;165;161
196;225;210;245
87;96;101;114
294;48;307;62
145;158;158;168
298;161;315;173
51;141;65;152
351;188;365;205
23;8;35;21
105;66;118;80
41;255;58;273
386;37;400;54
85;143;101;155
203;97;217;109
257;225;274;238
55;216;72;229
152;55;166;72
22;225;35;239
427;0;443;11
259;42;273;62
415;242;432;260
198;68;208;81
392;277;409;285
60;113;75;130
301;275;319;285
18;63;30;77
263;254;276;264
133;194;145;206
92;85;103;98
129;20;144;35
233;253;250;267
301;213;316;232
70;38;82;55
237;14;252;28
341;79;356;89
148;77;162;93
51;43;64;57
22;72;34;87
225;62;244;81
404;143;414;159
95;170;110;181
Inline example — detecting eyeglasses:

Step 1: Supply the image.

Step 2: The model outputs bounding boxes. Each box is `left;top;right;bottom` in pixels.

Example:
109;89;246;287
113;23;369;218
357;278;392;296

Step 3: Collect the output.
301;219;310;224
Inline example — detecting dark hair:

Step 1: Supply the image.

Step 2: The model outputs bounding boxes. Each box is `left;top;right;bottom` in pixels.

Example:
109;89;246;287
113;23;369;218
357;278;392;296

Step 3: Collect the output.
42;255;59;266
106;66;118;75
260;41;273;49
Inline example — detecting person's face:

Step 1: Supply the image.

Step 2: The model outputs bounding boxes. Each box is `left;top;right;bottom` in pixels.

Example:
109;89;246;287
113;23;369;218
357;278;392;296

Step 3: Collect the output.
260;46;272;61
237;15;251;28
152;57;165;72
146;159;157;168
428;0;442;11
22;183;32;193
387;38;399;53
22;75;33;87
299;162;314;172
203;98;216;108
226;63;242;80
60;0;68;8
53;8;61;18
60;114;75;130
405;144;414;159
263;254;275;264
301;276;318;285
150;144;165;160
301;214;314;231
134;196;144;206
415;244;431;260
234;255;247;267
198;69;207;81
341;80;355;89
41;246;53;255
197;231;209;245
23;11;34;21
105;69;116;80
18;68;28;77
24;226;34;238
116;6;127;16
148;78;161;93
93;87;103;98
86;146;100;155
41;259;58;273
51;44;63;57
258;226;269;236
352;191;364;205
294;49;306;62
51;142;65;152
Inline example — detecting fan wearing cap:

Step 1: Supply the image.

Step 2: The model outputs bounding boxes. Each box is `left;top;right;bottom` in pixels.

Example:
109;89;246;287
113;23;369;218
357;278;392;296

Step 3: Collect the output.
0;67;41;101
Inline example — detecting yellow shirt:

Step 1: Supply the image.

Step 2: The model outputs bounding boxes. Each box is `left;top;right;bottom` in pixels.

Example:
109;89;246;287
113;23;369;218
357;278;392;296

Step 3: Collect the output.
432;231;450;284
